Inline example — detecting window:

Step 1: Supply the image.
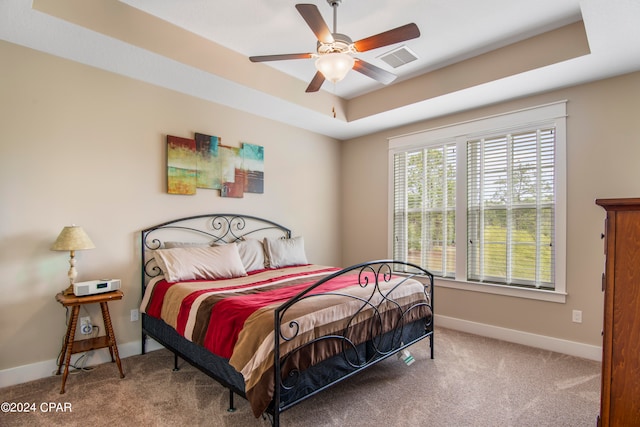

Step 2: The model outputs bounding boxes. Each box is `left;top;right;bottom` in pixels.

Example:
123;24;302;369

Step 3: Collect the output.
389;102;566;301
467;129;555;288
393;143;456;277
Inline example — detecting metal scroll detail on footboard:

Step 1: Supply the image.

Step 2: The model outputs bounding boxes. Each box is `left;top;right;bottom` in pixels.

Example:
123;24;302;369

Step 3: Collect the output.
271;260;434;426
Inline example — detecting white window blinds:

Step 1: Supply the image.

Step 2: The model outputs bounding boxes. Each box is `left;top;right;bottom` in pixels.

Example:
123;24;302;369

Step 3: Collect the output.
467;128;555;288
393;143;456;277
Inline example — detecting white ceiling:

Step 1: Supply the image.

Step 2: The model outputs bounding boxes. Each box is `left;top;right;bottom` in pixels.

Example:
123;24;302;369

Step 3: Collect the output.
120;0;585;99
2;0;640;139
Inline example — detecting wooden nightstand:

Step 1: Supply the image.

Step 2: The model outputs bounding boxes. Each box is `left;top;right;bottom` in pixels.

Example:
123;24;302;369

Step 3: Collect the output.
55;290;125;393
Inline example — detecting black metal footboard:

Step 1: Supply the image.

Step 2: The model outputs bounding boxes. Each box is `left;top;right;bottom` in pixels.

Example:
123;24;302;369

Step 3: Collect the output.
271;260;433;426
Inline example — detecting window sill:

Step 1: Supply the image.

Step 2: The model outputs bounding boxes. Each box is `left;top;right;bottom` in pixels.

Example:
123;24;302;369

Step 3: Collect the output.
434;277;567;303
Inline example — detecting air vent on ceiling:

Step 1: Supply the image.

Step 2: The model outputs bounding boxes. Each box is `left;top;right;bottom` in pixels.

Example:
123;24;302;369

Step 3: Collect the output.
377;45;418;68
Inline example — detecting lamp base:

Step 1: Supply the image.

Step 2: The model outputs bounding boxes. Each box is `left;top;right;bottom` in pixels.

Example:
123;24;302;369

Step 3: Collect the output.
64;253;77;296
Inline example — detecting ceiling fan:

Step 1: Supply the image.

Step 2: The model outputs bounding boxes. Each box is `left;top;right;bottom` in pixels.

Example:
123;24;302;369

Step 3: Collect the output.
249;1;420;93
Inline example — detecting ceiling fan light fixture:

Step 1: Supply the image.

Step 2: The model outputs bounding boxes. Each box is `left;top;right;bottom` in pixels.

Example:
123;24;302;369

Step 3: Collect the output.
315;52;355;83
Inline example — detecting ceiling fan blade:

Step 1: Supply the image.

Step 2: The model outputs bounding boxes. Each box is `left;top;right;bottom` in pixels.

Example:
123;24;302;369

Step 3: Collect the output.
305;71;326;93
353;23;420;52
249;53;314;62
295;4;335;44
353;59;397;85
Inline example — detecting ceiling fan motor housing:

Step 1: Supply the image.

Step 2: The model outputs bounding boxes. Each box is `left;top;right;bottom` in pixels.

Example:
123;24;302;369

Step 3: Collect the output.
317;33;353;54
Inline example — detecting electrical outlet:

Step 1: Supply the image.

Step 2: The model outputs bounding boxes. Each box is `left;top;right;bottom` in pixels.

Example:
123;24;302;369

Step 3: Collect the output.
130;309;139;322
572;310;582;323
80;316;93;334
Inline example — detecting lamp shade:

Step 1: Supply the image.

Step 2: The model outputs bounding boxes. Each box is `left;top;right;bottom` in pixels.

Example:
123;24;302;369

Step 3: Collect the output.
51;226;95;251
315;52;355;83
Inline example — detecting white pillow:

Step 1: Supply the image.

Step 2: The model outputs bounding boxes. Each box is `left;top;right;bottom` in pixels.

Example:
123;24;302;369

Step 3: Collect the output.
263;236;308;268
236;239;266;272
154;244;247;282
164;241;211;249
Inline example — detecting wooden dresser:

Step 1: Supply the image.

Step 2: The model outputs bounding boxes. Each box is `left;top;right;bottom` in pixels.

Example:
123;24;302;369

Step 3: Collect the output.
596;198;640;426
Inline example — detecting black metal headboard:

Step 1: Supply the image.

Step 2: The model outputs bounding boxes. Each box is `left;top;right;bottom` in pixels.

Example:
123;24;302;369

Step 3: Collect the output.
141;214;291;290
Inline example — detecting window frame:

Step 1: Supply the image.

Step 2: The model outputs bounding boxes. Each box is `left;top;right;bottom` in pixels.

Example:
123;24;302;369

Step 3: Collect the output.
388;101;567;303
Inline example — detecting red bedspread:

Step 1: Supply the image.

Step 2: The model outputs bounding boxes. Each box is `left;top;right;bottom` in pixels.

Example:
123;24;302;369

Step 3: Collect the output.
142;265;341;358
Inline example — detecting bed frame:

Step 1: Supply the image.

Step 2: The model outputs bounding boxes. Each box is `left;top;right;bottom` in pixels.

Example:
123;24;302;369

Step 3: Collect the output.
141;214;433;426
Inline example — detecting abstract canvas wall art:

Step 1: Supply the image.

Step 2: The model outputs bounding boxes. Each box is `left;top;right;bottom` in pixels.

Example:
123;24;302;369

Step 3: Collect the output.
241;143;264;194
167;135;197;195
195;133;222;190
219;144;244;198
167;133;264;198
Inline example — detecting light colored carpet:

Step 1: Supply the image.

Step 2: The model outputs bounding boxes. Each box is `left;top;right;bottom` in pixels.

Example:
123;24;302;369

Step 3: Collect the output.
0;328;601;426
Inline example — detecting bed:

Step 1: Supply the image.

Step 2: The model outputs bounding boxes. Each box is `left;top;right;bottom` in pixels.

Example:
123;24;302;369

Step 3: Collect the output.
140;214;433;425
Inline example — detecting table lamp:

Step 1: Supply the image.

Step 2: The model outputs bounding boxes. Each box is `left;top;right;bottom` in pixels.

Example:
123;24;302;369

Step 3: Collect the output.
51;225;95;295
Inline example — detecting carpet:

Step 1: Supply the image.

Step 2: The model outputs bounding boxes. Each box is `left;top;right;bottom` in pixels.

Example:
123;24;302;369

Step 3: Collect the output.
0;328;601;426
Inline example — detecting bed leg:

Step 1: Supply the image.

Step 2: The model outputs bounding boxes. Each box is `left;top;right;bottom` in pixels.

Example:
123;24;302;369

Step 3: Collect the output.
141;332;147;355
430;334;434;359
173;353;180;371
227;390;236;412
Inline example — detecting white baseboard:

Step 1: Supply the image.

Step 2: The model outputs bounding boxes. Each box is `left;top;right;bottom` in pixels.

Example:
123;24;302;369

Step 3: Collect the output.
435;314;602;362
0;338;165;389
0;318;601;389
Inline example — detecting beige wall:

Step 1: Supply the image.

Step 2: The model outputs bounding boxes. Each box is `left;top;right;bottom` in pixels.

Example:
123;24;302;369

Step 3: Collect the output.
0;41;341;371
341;71;640;347
2;31;639;381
